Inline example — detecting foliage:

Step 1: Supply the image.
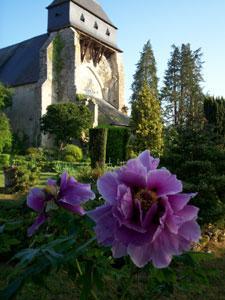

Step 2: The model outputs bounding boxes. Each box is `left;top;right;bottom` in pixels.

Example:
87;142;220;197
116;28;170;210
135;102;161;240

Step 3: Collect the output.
0;154;10;167
204;96;225;134
0;113;12;153
0;199;33;261
52;33;64;101
89;128;108;169
0;82;12;110
26;147;44;161
0;163;223;299
162;125;225;224
161;44;204;127
4;158;40;193
62;144;83;162
99;126;130;165
76;94;87;102
131;40;158;102
41;102;92;147
11;132;29;155
130;82;164;156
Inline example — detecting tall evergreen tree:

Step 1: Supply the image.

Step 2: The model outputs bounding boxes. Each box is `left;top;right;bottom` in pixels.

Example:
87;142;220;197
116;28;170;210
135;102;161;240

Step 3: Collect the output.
161;44;204;127
131;41;158;102
131;82;163;156
204;96;225;135
161;45;181;125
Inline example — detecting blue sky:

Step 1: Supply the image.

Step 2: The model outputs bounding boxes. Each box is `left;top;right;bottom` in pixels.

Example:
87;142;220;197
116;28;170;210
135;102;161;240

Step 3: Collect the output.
1;0;225;104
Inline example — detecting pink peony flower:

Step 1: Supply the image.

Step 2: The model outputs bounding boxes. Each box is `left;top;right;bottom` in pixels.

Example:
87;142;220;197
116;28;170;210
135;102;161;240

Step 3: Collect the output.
88;150;201;268
27;172;95;236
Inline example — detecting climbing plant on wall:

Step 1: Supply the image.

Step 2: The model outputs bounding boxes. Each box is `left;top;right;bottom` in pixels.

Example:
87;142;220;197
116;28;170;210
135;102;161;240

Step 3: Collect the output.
52;33;64;101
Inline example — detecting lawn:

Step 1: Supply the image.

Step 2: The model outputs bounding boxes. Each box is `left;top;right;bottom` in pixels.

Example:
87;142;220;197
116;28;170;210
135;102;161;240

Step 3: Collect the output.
0;170;57;200
0;245;224;299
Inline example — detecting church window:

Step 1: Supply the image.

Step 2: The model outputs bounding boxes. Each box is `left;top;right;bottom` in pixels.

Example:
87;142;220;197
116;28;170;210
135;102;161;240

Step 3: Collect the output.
80;13;85;22
94;22;99;29
106;29;111;36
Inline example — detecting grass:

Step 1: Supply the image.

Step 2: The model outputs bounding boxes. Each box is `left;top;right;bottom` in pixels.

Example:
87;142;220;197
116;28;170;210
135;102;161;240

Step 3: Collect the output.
0;248;224;299
0;170;57;201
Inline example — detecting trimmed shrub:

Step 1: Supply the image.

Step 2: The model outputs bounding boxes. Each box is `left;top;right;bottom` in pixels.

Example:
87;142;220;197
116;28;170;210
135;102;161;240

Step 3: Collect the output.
62;145;83;162
106;127;130;165
0;154;10;167
4;159;40;193
26;147;44;161
89;128;108;169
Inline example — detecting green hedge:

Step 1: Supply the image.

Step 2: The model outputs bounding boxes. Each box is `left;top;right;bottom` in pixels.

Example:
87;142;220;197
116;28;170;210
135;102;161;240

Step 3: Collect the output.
106;127;130;165
89;128;108;168
0;154;10;167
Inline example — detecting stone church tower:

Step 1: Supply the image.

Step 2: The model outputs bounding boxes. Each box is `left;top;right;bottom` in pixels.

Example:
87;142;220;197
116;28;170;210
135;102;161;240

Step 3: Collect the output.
0;0;127;146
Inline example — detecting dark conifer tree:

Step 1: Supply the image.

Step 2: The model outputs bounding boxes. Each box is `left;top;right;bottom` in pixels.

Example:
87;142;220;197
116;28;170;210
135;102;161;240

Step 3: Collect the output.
161;45;181;125
131;41;158;102
161;44;204;127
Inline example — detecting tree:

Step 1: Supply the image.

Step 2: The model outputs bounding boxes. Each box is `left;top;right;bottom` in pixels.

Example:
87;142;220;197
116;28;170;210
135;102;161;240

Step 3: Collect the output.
131;41;158;102
0;83;12;153
41;102;92;148
0;113;12;153
161;44;204;127
161;45;181;125
204;96;225;135
131;82;163;156
0;82;12;110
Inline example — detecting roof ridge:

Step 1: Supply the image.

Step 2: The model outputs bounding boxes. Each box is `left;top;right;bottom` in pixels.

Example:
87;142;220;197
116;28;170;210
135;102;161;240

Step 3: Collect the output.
0;33;48;52
47;0;117;29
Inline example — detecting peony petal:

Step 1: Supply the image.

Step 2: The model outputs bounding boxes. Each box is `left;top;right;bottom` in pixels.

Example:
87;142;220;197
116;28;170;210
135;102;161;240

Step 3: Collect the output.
127;243;151;268
151;240;173;268
112;241;127;258
168;193;197;212
117;158;147;189
27;188;46;213
166;214;181;234
117;185;133;220
58;200;85;215
115;224;151;246
27;214;47;237
176;205;199;222
142;203;158;228
47;179;57;186
179;221;201;242
89;205;116;246
147;169;182;197
60;172;69;190
88;205;112;222
59;177;95;204
138;150;160;171
97;172;118;204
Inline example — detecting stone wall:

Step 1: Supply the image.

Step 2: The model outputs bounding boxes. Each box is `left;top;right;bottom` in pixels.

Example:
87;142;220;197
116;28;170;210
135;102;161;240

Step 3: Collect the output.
74;30;125;110
6;83;41;146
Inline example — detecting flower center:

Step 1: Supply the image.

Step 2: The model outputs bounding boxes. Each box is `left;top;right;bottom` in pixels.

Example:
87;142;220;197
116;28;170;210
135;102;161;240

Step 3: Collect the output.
135;189;158;212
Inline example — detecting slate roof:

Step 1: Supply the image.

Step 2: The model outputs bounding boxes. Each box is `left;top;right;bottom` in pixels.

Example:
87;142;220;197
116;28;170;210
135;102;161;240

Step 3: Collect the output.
95;98;129;126
47;0;117;29
0;34;49;87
